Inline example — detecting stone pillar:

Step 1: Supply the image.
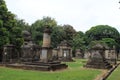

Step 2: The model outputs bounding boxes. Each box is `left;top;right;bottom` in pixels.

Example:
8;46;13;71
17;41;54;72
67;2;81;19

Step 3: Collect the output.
42;30;51;47
40;26;52;62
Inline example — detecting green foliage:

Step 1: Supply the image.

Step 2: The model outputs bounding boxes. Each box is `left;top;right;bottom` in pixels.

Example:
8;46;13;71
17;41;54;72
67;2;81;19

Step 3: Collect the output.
31;19;77;48
0;20;3;27
10;27;23;49
88;40;107;50
40;16;57;27
16;18;30;31
101;38;117;48
72;31;86;51
31;16;57;30
88;38;117;50
0;28;9;47
86;25;120;41
31;16;57;45
1;11;16;31
77;31;85;37
63;24;76;41
62;24;76;46
0;0;7;12
51;26;65;48
0;59;101;80
85;25;120;49
0;0;23;50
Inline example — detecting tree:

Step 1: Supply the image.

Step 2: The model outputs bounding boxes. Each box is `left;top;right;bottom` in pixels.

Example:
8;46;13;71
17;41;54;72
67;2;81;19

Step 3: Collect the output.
0;0;23;51
10;27;24;49
85;25;120;44
0;28;9;48
0;0;16;31
31;16;57;45
101;38;117;48
72;31;86;53
51;25;65;48
0;0;12;47
31;16;57;32
62;24;76;45
85;25;120;53
16;18;30;31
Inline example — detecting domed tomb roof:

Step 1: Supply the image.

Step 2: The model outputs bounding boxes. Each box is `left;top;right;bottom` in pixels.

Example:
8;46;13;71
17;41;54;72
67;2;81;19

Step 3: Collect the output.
22;30;31;36
22;30;32;41
91;43;105;50
44;26;52;33
59;40;71;47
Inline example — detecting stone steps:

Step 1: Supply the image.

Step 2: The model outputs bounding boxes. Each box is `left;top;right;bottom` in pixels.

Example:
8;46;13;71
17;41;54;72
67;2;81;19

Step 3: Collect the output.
5;62;68;71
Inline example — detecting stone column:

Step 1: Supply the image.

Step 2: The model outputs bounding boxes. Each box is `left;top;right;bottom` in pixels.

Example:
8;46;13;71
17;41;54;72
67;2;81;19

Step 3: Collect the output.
42;29;51;47
40;26;52;62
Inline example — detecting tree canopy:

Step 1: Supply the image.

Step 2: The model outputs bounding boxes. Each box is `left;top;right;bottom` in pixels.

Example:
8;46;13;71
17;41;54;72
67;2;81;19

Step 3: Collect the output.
51;26;65;48
86;25;120;50
72;31;86;51
0;0;23;50
86;25;120;41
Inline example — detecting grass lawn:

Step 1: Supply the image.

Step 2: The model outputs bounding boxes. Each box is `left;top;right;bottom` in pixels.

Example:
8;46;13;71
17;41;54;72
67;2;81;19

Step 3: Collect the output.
0;59;101;80
107;64;120;80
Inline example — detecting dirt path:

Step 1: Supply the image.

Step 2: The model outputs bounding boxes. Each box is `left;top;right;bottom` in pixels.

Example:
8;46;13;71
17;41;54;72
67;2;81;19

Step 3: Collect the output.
94;69;108;80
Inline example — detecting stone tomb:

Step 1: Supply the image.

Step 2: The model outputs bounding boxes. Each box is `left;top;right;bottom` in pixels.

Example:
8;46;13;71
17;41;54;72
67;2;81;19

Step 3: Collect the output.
84;51;91;59
105;47;117;65
57;40;73;62
84;43;112;69
75;49;84;58
21;30;40;62
52;48;58;60
5;26;68;71
2;44;17;63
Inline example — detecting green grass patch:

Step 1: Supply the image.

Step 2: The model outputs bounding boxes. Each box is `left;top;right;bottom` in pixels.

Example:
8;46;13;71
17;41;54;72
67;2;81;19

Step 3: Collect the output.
0;59;101;80
107;65;120;80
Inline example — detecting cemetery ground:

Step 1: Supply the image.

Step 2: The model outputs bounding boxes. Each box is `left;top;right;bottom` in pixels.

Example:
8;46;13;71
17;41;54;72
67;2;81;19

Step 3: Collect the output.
107;63;120;80
0;59;117;80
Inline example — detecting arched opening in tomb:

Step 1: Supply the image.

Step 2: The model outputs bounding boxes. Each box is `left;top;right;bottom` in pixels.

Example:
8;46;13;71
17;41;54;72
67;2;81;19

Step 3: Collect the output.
0;49;3;62
0;53;2;62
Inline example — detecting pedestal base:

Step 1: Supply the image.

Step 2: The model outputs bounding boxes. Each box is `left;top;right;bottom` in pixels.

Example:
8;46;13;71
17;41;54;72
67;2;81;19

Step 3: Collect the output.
40;47;52;62
84;58;112;69
59;57;74;62
5;61;68;71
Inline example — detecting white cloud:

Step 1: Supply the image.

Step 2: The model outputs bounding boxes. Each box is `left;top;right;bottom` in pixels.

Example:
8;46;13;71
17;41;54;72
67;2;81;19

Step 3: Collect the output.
5;0;120;32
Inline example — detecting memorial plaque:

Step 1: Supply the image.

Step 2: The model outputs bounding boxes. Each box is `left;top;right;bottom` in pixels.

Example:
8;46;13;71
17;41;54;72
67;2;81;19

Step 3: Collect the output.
41;49;47;59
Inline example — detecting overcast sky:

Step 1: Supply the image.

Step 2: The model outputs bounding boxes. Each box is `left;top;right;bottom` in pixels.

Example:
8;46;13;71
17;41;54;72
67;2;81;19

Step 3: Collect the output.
5;0;120;32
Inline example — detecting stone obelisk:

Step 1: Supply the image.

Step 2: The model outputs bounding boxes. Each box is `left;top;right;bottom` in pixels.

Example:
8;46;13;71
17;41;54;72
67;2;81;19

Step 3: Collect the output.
40;26;52;62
